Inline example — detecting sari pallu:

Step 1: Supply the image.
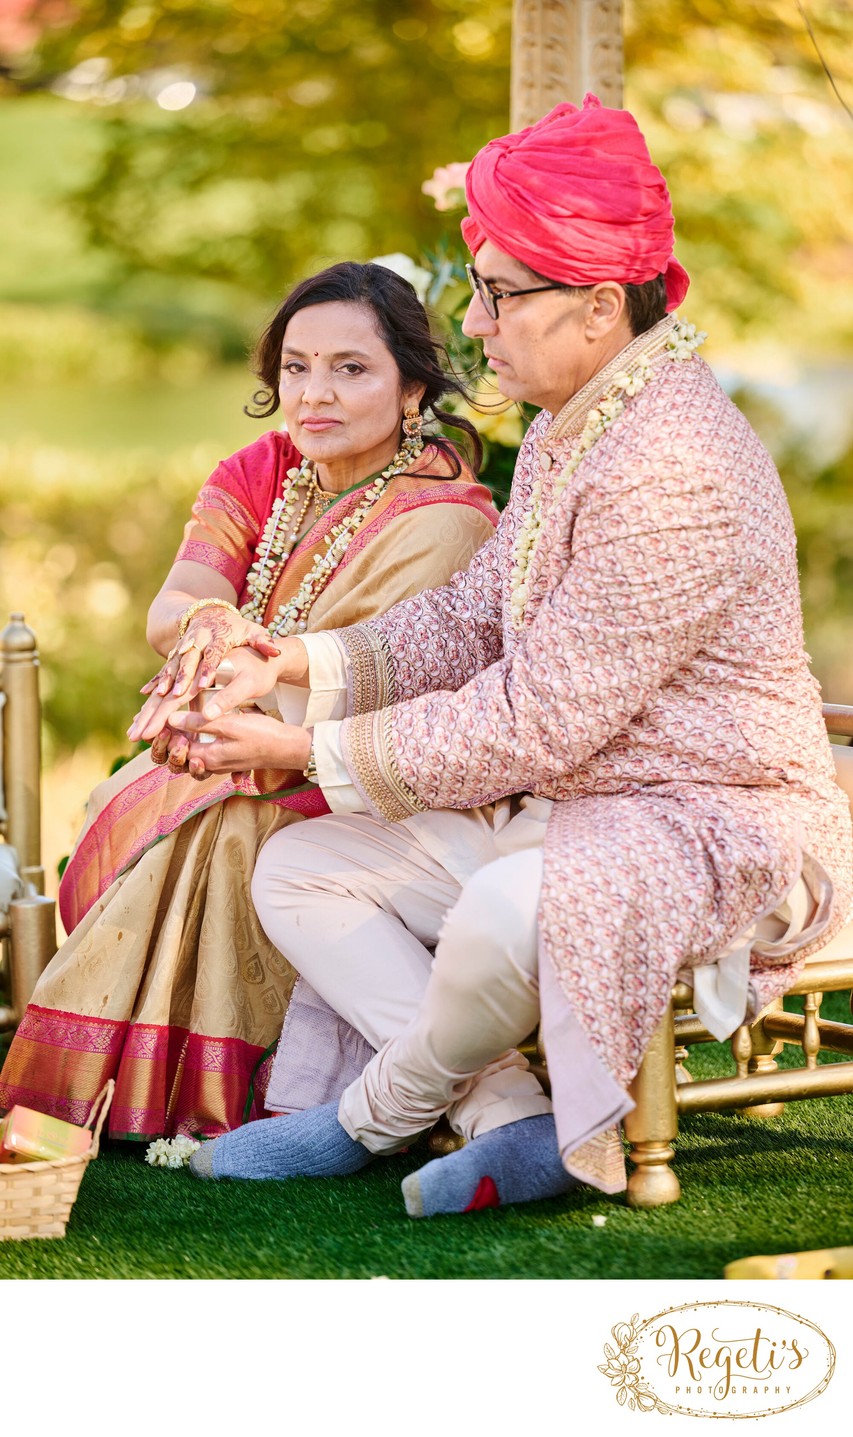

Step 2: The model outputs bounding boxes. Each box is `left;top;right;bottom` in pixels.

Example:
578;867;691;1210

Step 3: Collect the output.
0;433;498;1139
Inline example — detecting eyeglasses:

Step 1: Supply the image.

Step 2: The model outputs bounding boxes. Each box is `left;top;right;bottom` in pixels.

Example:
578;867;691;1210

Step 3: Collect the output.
465;263;567;320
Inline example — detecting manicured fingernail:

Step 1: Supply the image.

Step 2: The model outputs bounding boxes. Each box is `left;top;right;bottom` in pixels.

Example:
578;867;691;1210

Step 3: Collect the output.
205;703;221;720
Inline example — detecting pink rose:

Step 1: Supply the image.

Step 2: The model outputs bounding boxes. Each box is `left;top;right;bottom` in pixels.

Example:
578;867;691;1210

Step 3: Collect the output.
421;162;470;212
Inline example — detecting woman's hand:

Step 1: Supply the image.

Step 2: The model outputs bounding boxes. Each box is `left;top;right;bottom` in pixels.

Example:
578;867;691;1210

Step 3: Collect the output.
141;607;281;705
168;711;312;781
150;722;197;775
129;645;282;743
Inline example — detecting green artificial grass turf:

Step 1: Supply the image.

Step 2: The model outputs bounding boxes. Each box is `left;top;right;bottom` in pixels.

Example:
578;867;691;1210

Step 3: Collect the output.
2;993;852;1280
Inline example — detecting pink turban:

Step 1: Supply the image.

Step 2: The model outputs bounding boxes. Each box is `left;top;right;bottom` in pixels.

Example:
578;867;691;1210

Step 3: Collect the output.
461;94;689;311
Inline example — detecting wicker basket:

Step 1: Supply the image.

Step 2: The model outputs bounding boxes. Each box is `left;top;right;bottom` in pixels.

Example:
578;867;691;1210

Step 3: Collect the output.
0;1080;114;1241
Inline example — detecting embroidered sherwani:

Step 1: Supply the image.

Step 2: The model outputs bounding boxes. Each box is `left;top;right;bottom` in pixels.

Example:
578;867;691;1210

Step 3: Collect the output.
264;317;853;1190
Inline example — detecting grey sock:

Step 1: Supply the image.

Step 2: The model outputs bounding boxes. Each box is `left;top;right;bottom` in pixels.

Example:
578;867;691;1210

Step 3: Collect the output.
189;1141;216;1180
188;1101;372;1182
401;1113;577;1217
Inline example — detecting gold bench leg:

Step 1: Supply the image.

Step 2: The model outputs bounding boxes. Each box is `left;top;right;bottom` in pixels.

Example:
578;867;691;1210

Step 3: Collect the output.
625;1002;681;1207
741;998;786;1118
9;895;56;1019
674;1002;693;1084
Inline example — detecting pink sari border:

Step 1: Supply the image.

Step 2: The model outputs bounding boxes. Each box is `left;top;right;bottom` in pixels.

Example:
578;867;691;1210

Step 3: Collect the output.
0;1007;272;1139
15;1003;127;1055
59;771;330;933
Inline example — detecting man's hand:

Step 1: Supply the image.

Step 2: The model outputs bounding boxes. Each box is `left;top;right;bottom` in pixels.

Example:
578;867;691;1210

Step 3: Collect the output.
164;711;312;780
128;640;308;743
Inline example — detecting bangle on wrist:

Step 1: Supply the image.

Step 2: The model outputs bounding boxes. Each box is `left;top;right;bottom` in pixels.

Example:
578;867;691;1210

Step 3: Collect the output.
177;597;242;640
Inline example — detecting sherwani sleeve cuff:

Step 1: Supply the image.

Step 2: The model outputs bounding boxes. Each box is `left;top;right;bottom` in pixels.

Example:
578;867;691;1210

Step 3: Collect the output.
270;682;308;725
333;624;396;716
339;710;427;822
311;719;367;815
291;631;351;725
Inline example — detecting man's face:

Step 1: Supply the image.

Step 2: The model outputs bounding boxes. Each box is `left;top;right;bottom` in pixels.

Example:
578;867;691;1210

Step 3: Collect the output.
461;240;602;414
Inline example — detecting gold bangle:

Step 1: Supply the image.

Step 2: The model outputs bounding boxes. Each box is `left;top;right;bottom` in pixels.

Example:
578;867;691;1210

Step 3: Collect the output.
303;743;318;784
177;597;242;640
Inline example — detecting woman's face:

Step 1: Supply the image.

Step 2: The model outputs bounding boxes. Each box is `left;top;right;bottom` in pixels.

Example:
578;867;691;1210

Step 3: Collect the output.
278;300;422;472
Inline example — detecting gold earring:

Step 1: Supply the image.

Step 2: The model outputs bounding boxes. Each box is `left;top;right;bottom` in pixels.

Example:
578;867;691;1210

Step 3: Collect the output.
402;404;423;441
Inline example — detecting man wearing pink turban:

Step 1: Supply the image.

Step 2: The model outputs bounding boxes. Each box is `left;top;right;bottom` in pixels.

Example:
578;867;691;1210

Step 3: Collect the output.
461;93;689;311
175;100;850;1217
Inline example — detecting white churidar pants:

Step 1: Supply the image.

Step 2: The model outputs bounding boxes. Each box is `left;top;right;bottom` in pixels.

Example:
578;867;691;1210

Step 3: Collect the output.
251;801;554;1152
252;794;816;1153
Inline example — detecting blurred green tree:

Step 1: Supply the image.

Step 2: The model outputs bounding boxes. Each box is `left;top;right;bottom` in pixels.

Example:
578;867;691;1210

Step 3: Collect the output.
3;0;852;355
625;0;853;351
5;0;512;344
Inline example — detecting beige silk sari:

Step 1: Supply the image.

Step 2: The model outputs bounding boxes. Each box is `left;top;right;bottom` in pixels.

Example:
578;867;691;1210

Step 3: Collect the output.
0;433;497;1138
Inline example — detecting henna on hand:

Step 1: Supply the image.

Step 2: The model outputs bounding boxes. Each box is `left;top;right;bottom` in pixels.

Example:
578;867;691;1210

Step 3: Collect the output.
141;610;280;705
150;730;171;765
172;612;240;696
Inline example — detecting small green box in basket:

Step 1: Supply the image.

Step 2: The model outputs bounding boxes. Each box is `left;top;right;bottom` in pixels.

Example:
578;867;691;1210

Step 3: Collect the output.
0;1105;93;1164
0;1081;114;1240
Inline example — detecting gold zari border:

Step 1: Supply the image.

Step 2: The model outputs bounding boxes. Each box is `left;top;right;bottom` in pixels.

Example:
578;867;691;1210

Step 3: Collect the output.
339;624;396;715
343;709;427;822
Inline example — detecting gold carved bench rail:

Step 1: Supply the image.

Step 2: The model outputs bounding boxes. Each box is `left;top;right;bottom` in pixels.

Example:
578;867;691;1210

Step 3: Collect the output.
0;615;57;1034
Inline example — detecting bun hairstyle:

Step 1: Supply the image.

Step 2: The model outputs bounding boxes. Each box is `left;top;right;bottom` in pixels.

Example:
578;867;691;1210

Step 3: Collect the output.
247;260;483;475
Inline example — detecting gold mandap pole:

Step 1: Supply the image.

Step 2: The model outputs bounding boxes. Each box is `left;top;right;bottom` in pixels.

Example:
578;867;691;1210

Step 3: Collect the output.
511;0;623;129
1;614;56;1029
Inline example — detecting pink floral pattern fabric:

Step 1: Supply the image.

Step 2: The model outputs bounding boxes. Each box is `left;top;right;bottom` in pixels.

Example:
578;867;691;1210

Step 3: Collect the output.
340;353;853;1109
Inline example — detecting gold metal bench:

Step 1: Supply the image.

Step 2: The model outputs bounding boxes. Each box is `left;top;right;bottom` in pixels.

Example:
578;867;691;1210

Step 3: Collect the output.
0;614;57;1034
625;703;853;1207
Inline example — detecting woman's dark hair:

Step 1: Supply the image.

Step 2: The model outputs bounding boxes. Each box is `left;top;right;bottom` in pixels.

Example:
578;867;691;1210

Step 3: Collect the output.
247;261;482;475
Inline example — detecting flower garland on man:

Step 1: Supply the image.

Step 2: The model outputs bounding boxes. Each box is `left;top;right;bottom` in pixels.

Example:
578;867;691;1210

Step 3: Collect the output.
159;96;850;1213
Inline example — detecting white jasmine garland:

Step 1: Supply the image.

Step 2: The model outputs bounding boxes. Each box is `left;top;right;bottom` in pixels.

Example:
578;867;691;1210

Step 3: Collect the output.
241;435;424;638
145;1135;201;1168
509;319;706;629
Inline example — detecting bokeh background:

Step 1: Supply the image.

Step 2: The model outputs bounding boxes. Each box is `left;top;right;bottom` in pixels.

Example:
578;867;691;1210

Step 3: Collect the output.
1;0;852;924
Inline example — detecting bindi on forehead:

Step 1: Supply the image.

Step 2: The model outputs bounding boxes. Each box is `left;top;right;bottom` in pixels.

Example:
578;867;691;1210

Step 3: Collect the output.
281;347;374;361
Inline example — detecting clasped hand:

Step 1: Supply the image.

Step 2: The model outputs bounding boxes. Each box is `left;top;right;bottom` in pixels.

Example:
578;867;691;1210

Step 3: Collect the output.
156;708;311;783
128;635;311;781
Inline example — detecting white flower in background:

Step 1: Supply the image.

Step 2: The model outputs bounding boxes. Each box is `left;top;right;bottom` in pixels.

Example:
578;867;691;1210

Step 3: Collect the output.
370;253;432;302
145;1135;201;1169
421;162;470;212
